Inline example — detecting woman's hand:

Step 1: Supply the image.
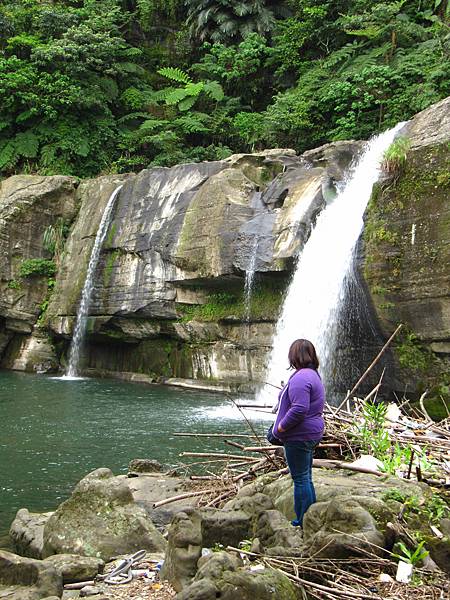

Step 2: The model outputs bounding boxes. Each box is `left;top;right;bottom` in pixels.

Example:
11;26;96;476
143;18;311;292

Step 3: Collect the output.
277;424;285;433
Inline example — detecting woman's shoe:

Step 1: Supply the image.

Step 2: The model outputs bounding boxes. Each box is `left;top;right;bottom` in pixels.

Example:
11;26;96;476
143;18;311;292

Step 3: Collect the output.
291;519;302;527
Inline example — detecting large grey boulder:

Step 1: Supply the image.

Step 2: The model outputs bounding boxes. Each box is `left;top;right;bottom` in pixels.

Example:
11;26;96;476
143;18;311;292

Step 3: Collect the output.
0;550;62;600
254;510;303;555
237;469;426;524
303;497;385;558
10;509;53;559
42;468;166;560
199;509;251;549
160;510;202;592
42;555;104;583
127;472;200;530
176;551;299;600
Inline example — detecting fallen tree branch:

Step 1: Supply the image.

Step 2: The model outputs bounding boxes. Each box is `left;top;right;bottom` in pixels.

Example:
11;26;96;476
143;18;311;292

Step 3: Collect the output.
153;489;216;508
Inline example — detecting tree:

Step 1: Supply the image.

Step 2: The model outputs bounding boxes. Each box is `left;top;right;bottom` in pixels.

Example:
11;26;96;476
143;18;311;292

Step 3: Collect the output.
185;0;288;43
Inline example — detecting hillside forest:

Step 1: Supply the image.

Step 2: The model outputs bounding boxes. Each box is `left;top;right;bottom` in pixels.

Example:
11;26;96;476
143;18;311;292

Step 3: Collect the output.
0;0;449;178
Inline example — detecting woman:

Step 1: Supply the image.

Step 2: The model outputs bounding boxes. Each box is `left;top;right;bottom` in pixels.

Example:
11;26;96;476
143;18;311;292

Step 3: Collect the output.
273;339;325;527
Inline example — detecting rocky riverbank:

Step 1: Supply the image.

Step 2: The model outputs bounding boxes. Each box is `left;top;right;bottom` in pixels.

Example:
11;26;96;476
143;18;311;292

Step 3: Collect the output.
2;449;449;600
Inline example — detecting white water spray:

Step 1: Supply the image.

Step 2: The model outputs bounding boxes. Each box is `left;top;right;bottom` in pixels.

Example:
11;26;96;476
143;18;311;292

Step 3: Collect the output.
243;235;259;321
258;124;405;403
65;185;123;379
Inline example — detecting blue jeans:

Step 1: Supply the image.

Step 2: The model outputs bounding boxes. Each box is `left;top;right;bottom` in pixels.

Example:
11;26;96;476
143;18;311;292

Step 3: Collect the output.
284;439;321;526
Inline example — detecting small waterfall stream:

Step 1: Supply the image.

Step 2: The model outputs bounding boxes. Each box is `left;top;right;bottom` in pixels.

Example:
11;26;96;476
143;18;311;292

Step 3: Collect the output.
258;124;405;403
65;185;123;378
243;235;259;322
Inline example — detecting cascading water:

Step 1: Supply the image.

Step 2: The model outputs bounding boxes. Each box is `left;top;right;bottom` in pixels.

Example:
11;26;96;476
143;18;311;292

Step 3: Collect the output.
258;124;405;404
65;185;123;378
243;235;259;322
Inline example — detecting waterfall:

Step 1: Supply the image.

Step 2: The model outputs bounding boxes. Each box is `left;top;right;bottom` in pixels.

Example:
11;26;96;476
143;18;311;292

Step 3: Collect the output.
65;185;123;378
243;235;259;322
258;124;405;403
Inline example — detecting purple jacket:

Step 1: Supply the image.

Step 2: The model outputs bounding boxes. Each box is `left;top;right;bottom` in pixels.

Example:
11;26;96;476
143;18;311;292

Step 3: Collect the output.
273;368;325;442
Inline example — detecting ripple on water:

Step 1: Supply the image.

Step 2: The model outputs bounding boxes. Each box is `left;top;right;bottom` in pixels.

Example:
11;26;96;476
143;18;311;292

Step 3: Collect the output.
0;371;267;535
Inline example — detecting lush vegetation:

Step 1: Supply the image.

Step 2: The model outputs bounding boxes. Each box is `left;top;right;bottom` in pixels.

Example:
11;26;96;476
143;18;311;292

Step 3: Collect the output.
0;0;449;177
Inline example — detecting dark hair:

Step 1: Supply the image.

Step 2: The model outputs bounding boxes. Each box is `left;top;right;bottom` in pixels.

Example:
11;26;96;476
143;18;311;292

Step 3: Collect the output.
288;339;319;371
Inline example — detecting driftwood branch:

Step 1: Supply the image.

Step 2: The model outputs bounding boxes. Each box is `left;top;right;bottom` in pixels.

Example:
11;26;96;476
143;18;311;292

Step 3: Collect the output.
153;489;216;508
336;323;403;412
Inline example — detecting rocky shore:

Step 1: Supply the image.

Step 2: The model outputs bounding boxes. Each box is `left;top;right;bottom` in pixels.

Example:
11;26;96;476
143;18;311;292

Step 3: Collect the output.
2;452;449;600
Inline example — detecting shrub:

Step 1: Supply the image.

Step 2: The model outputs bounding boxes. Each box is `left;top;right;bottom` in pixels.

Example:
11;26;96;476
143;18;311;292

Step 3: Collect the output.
19;258;56;278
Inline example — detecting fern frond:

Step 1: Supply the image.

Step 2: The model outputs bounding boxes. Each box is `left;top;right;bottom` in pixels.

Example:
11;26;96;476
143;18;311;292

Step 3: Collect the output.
139;119;167;131
165;88;190;105
158;67;192;85
185;82;204;97
0;140;17;170
15;132;39;158
178;96;198;111
203;81;224;101
117;112;152;124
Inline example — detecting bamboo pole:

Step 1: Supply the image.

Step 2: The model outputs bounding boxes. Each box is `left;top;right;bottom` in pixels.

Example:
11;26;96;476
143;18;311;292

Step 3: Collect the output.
179;452;257;461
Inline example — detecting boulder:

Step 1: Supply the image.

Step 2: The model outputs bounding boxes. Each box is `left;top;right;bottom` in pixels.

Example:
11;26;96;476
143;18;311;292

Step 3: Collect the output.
42;555;104;583
127;473;199;530
0;550;62;600
223;492;274;515
254;510;303;555
238;469;427;525
177;551;299;600
160;510;202;592
42;468;166;560
10;509;53;559
199;509;251;549
303;497;385;558
175;579;218;600
127;458;162;474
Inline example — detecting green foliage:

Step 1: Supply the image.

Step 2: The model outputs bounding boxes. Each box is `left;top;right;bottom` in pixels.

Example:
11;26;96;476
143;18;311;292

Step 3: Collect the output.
179;283;283;322
393;540;429;565
396;330;429;371
353;399;415;474
382;136;412;175
186;0;288;44
37;278;55;327
43;218;70;264
0;0;449;176
383;489;450;526
6;279;22;290
19;258;56;278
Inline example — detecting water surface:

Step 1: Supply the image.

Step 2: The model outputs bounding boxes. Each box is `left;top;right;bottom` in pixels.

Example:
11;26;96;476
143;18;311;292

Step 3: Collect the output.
0;371;269;536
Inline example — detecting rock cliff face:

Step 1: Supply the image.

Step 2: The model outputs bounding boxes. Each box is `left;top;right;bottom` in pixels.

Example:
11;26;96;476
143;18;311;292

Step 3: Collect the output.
0;176;78;372
0;98;448;402
0;144;360;388
360;96;450;411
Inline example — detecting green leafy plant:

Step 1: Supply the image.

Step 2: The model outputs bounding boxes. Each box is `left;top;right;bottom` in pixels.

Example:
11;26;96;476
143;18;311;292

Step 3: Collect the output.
6;279;21;290
393;540;429;565
43;218;69;265
396;330;428;371
19;258;56;278
382;136;411;176
157;67;224;111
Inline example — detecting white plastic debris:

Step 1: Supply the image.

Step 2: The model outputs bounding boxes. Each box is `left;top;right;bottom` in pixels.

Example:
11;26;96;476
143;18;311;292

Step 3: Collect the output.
249;565;265;572
349;455;383;472
377;573;394;583
385;403;402;423
396;561;413;583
